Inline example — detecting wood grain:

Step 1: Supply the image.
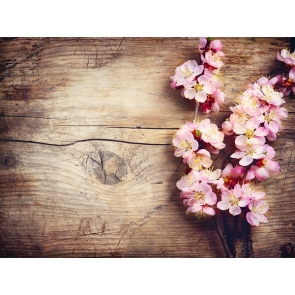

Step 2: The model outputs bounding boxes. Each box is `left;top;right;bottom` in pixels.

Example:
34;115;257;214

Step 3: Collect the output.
0;37;294;257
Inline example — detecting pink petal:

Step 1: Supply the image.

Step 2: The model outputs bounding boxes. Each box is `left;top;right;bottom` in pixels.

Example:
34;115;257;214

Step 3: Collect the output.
256;200;269;214
231;166;245;178
255;127;269;137
238;198;250;207
221;163;233;177
266;130;277;141
203;157;213;168
212;102;219;113
183;130;194;142
231;151;246;159
210;40;222;51
195;91;207;102
174;148;185;157
198;182;212;194
246;212;259;226
203;206;215;216
254;167;269;181
192;140;199;151
217;200;230;210
190;204;202;213
235;135;248;146
257;214;268;223
265;159;280;173
239;155;253;166
229;205;242;216
205;192;217;206
267;121;279;133
197;149;211;158
184;88;196;100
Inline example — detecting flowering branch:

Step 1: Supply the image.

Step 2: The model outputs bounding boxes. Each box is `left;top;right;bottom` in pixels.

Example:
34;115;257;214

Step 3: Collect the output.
170;37;293;257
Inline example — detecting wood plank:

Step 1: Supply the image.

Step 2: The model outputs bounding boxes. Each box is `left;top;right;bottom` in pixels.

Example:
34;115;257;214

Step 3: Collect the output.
0;37;294;257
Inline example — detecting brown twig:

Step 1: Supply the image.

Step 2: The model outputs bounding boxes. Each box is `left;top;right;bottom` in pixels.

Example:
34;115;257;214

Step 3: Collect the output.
232;215;239;258
213;215;233;258
221;211;235;257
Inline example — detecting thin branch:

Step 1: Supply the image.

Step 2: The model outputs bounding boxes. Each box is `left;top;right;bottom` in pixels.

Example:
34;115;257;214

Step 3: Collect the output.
232;215;239;258
193;102;199;123
221;211;235;257
213;215;233;258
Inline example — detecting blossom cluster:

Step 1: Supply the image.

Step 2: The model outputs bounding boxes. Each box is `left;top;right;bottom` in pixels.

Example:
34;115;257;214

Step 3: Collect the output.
171;38;290;227
170;37;226;113
172;118;226;217
221;76;288;174
276;48;295;96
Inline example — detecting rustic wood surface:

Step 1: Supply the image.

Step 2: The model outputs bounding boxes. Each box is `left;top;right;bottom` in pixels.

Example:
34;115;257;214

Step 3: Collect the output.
0;37;294;258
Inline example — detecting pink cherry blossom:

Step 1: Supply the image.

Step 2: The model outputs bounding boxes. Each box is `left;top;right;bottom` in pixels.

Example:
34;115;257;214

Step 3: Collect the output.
277;48;295;66
210;40;223;52
183;69;222;102
182;81;209;102
263;106;288;140
240;183;265;201
199;37;207;53
256;76;278;87
217;184;250;216
197;168;221;184
196;168;224;189
231;143;267;166
228;105;264;135
170;60;204;87
250;145;280;181
198;120;226;152
234;88;263;117
199;37;223;53
201;50;225;69
188;149;213;171
222;120;233;136
181;182;217;216
176;169;200;192
222;163;245;179
277;67;295;96
211;89;225;112
260;84;285;106
246;200;269;226
172;130;199;159
233;116;268;138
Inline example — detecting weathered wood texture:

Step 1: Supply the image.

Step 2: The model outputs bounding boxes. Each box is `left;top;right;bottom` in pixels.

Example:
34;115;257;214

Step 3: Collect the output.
0;37;294;257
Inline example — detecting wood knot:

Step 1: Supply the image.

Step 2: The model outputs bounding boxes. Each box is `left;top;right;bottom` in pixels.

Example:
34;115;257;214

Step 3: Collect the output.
280;242;295;258
1;155;18;168
85;150;128;185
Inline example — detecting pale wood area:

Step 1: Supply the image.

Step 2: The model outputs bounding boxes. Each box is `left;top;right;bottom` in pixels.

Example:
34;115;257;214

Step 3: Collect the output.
0;37;294;257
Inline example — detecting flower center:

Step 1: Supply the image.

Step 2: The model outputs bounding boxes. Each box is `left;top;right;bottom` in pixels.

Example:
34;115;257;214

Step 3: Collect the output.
245;129;255;138
194;83;203;91
190;155;202;170
180;140;192;150
264;111;275;123
194;192;205;203
183;68;193;79
228;193;239;206
252;202;268;214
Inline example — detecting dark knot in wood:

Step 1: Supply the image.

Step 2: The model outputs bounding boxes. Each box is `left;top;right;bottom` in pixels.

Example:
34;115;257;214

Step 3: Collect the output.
2;155;17;168
280;242;295;258
85;150;128;185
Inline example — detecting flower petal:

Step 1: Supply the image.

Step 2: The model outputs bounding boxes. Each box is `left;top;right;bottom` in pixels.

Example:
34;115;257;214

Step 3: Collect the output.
203;206;215;216
239;155;253;166
217;200;230;211
229;205;242;216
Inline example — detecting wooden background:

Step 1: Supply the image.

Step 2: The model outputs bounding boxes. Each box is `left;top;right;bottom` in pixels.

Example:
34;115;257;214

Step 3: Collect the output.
0;37;294;258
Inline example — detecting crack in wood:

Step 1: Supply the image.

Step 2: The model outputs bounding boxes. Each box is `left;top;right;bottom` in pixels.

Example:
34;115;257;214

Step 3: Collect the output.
0;138;171;147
